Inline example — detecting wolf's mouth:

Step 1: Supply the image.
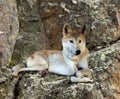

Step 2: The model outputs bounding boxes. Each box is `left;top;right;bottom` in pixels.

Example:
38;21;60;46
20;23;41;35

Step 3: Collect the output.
70;55;80;62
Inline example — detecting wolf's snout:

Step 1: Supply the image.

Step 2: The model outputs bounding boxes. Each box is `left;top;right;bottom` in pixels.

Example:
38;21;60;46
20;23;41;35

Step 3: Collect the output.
76;50;81;55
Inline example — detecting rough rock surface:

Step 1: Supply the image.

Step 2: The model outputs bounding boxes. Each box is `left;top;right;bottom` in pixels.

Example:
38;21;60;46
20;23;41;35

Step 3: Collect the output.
0;41;120;99
38;0;120;50
12;0;42;63
0;0;120;99
12;0;120;63
0;0;19;67
15;41;120;99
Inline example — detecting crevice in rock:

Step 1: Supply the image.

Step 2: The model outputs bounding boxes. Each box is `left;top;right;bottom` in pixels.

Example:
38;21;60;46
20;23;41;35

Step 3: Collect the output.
13;76;23;99
110;37;120;45
89;38;120;52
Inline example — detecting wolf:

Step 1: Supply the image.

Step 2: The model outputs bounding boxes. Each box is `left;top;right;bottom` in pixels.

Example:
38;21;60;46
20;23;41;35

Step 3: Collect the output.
12;23;93;82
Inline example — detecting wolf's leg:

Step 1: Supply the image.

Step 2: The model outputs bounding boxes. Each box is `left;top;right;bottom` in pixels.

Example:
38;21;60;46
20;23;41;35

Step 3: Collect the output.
70;76;93;82
70;71;93;82
79;56;89;70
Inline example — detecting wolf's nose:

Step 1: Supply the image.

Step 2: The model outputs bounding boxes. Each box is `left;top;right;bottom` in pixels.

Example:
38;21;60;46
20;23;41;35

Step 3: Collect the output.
76;50;81;55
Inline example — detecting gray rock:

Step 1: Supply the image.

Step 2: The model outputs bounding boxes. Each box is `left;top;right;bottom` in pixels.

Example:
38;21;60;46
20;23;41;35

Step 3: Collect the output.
0;0;120;99
2;41;119;99
0;0;19;67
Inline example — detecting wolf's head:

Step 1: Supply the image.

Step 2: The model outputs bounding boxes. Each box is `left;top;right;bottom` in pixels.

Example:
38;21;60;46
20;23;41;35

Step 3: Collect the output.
62;23;86;58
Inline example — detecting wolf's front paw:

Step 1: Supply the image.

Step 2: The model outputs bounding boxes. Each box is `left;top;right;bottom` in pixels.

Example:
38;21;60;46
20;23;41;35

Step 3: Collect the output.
70;76;94;83
81;77;94;83
70;76;78;82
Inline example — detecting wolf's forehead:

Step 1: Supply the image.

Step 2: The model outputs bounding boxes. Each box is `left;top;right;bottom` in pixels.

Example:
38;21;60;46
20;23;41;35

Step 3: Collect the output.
70;30;81;39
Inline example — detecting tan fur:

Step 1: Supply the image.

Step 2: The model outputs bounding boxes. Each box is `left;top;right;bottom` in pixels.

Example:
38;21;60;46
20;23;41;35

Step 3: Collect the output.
70;69;93;82
12;23;93;82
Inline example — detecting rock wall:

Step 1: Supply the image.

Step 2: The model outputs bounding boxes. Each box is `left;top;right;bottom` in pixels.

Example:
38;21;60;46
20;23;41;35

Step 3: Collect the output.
12;0;120;63
12;0;42;63
0;0;120;99
0;0;19;67
38;0;120;50
15;42;120;99
1;41;120;99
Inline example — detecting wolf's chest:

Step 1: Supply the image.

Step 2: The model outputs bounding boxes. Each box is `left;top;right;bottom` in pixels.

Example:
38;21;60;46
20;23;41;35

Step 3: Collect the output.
64;56;78;73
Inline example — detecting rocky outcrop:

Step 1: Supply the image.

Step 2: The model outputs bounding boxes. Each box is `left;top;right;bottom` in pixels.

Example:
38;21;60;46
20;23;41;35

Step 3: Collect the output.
0;0;120;99
0;41;120;99
14;41;120;99
89;41;120;99
38;0;120;50
0;0;19;67
12;0;120;63
12;0;42;63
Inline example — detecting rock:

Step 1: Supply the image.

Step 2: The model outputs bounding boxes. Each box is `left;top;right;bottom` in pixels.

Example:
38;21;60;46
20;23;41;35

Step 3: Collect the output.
0;1;19;98
13;0;120;63
13;0;120;60
0;0;19;67
89;41;120;99
38;0;120;50
0;0;120;98
12;0;42;63
0;42;120;98
2;41;118;99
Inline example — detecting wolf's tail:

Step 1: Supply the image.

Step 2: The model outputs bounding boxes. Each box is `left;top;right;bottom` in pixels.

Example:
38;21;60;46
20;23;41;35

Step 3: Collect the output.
12;62;27;76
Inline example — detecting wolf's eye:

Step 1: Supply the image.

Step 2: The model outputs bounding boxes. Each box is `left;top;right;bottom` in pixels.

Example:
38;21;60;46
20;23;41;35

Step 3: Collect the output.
79;40;81;43
70;40;73;43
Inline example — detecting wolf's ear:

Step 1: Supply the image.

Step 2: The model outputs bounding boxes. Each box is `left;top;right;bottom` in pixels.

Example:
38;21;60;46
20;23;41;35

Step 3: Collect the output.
81;25;86;35
63;23;72;36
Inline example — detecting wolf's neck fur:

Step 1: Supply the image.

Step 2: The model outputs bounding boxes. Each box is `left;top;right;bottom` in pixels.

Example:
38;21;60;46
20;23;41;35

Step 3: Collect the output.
62;48;79;64
62;50;77;73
